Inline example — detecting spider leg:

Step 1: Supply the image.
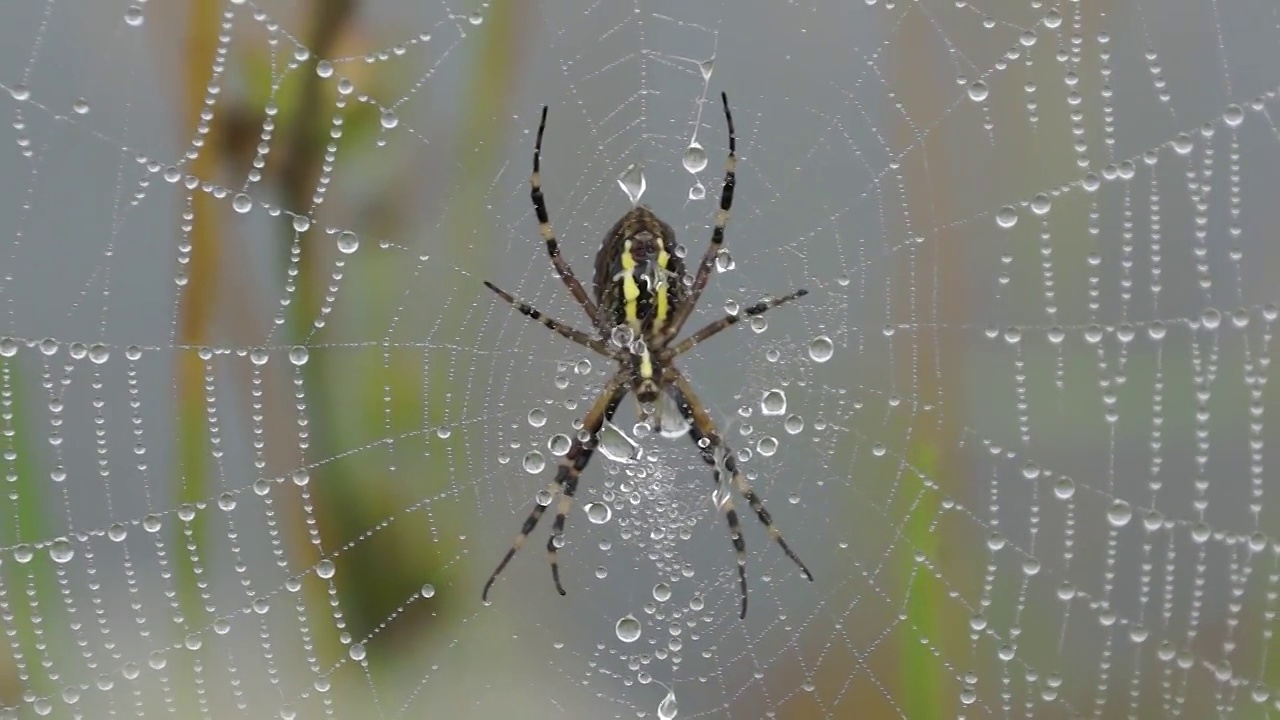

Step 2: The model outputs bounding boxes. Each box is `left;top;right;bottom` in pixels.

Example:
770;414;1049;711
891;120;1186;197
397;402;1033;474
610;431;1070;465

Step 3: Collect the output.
668;369;814;619
482;372;630;603
531;105;604;331
668;289;807;359
484;281;619;359
664;91;737;341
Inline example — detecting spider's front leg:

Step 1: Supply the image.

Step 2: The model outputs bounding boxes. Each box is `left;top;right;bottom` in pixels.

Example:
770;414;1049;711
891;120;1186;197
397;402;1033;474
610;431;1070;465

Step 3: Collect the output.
482;371;630;603
667;369;813;618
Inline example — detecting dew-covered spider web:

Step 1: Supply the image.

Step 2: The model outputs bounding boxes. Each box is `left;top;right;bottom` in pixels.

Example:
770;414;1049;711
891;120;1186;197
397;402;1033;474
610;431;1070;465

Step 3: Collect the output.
2;0;1280;717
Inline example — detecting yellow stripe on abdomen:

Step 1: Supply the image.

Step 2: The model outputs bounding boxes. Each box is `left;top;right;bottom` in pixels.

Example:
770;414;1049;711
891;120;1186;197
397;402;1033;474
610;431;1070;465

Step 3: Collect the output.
620;240;641;331
653;242;671;334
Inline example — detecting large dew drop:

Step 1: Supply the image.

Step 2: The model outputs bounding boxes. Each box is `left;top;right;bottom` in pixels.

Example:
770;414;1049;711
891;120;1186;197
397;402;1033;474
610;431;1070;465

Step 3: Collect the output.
658;690;678;720
682;143;707;174
598;420;642;464
760;389;787;416
617;164;646;205
615;614;642;642
49;539;75;563
808;336;834;363
584;502;611;524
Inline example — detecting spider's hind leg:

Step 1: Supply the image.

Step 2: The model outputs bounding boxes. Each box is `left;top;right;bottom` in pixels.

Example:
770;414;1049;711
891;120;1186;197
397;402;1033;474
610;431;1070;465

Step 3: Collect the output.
666;371;814;618
482;372;630;603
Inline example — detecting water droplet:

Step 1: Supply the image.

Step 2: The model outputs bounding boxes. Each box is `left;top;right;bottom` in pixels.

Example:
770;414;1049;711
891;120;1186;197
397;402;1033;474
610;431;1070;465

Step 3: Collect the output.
316;559;336;579
1107;499;1132;527
1053;477;1075;499
522;451;546;474
1172;132;1193;155
72;98;90;115
1190;522;1211;543
967;81;989;102
996;206;1018;228
1224;103;1244;127
808;336;834;363
0;337;17;357
615;614;642;642
89;343;110;364
585;502;611;524
682;143;708;174
1030;193;1052;215
289;346;310;365
657;690;678;720
756;436;778;456
760;389;786;416
349;643;366;661
618;164;646;205
379;109;398;129
337;231;359;254
421;583;436;598
548;433;572;456
232;193;252;214
784;414;804;434
468;10;484;24
48;539;74;563
108;523;128;542
598;421;642;463
527;408;547;427
124;5;144;26
218;492;237;511
652;583;672;602
714;248;734;273
143;514;163;532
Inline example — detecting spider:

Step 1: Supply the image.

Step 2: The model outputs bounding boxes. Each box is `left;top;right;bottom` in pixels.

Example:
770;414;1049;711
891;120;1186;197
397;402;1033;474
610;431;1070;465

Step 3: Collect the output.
481;92;813;618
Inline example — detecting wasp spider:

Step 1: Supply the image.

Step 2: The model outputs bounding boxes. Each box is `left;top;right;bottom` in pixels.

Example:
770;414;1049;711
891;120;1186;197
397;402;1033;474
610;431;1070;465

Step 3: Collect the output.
482;93;813;618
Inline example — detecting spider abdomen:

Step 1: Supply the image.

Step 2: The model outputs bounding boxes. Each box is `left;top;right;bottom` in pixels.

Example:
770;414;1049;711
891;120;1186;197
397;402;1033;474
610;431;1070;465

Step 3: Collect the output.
593;206;687;343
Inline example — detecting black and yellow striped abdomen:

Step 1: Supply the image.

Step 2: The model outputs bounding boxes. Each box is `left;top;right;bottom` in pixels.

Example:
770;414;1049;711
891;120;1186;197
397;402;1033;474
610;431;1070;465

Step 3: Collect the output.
592;205;687;345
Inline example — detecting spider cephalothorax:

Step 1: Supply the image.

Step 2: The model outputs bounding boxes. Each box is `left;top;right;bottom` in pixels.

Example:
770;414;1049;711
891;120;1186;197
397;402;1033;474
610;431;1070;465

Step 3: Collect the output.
481;93;812;618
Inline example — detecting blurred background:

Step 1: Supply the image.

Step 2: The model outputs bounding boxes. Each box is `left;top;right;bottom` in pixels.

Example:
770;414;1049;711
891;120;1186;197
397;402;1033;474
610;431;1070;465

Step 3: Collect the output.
1;0;1278;717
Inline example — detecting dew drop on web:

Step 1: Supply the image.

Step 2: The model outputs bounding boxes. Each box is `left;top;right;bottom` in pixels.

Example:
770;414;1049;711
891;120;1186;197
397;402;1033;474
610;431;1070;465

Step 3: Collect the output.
808;335;834;363
618;163;646;205
760;389;786;415
615;614;641;642
682;142;707;174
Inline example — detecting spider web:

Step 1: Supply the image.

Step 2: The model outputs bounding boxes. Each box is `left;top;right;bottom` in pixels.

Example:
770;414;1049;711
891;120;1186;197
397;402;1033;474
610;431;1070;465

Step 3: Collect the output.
1;0;1279;717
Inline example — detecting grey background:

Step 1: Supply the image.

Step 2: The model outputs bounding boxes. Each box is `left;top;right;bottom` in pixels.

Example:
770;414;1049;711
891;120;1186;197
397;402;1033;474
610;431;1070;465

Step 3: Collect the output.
1;0;1278;717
